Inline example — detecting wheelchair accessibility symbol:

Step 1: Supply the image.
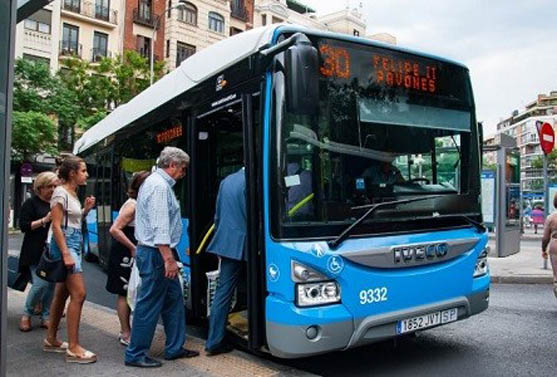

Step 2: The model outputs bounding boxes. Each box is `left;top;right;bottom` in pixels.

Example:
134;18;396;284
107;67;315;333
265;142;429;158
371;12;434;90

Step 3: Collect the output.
327;256;344;274
268;264;280;282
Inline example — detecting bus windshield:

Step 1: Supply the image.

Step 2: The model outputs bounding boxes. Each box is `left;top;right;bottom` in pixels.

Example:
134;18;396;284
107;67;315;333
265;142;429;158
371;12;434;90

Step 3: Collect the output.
273;37;479;234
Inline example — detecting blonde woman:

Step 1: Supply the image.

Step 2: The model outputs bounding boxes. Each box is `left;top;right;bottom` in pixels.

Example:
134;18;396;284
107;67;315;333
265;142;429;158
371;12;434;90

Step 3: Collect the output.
18;172;59;331
44;156;97;363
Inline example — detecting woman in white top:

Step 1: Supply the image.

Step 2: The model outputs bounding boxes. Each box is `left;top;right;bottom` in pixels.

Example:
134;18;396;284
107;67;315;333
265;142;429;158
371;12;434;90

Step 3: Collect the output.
44;156;97;364
106;171;150;346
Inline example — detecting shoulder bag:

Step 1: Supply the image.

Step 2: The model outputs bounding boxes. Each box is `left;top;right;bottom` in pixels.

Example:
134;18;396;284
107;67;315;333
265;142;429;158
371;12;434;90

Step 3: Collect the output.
36;195;69;283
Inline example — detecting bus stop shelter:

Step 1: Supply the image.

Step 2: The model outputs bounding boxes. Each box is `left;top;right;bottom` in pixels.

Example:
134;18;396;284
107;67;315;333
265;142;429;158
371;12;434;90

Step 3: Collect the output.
1;1;52;375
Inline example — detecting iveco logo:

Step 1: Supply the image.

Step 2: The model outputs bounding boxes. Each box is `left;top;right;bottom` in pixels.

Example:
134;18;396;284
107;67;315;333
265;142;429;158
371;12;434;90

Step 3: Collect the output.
393;243;449;264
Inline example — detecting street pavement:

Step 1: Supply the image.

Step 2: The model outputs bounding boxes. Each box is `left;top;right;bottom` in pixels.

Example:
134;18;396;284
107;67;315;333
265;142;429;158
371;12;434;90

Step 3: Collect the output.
5;233;312;377
280;284;557;377
5;229;556;377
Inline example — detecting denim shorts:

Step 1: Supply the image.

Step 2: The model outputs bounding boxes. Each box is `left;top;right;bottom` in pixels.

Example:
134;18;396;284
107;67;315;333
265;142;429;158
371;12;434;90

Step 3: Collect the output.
49;227;83;274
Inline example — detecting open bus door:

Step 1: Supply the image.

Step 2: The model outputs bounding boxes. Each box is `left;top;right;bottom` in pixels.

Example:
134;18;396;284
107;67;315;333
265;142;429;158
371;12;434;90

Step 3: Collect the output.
188;92;265;352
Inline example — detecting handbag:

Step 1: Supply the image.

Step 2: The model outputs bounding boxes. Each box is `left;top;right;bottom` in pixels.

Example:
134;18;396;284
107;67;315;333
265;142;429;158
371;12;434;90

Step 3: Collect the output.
36;194;69;283
8;255;30;291
35;244;68;282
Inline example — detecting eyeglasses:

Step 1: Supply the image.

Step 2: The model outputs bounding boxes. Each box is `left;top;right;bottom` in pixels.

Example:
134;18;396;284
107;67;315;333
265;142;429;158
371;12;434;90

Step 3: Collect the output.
44;184;57;189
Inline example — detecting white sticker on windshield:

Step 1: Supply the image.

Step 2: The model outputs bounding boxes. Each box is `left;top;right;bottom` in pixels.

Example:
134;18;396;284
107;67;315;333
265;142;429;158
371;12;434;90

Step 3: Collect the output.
284;175;301;187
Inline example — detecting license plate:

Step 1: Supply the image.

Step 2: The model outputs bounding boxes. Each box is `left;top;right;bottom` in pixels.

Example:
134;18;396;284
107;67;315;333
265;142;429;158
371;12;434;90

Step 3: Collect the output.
396;308;458;334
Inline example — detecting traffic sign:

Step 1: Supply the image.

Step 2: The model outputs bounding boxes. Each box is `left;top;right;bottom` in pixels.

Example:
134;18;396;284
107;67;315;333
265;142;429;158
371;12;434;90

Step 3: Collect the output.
20;162;32;177
536;121;555;155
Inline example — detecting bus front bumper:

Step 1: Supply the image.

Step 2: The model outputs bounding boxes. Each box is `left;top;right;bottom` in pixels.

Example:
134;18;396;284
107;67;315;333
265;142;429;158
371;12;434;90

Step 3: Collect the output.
266;289;489;359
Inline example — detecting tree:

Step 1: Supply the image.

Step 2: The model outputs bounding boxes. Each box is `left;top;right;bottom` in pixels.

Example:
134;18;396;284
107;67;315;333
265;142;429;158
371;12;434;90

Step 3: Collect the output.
532;149;557;169
12;51;166;154
11;111;57;161
53;50;165;148
13;58;56;114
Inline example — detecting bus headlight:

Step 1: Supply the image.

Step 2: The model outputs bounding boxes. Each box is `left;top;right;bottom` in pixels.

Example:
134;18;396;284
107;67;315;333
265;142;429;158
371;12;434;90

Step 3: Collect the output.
292;261;340;307
474;246;489;277
296;281;340;307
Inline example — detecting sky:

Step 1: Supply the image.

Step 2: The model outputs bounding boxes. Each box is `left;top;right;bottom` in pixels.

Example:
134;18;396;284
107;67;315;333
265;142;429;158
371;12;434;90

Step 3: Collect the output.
302;0;557;136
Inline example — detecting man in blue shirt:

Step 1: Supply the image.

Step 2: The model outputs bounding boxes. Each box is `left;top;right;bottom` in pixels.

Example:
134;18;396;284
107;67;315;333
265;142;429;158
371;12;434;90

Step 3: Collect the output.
205;168;247;356
125;147;199;368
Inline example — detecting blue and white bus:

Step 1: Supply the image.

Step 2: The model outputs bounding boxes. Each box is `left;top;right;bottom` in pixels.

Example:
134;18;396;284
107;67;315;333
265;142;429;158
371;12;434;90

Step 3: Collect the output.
75;24;489;358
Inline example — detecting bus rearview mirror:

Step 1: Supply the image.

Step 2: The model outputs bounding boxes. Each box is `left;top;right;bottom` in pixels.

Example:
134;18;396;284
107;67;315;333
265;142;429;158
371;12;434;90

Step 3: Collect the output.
285;40;319;116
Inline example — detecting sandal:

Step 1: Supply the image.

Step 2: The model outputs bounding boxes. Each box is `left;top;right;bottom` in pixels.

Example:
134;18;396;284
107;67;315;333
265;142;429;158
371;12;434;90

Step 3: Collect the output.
40;320;50;329
65;349;97;364
43;339;68;353
118;333;130;347
19;316;32;332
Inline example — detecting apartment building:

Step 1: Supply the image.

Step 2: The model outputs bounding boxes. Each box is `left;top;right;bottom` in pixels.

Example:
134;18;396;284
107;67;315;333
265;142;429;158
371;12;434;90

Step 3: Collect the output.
496;91;557;193
123;0;166;64
15;0;125;72
164;0;255;71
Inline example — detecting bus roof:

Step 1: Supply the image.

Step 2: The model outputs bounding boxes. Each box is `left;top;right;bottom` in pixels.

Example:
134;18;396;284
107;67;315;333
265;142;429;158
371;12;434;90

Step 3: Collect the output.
74;24;467;155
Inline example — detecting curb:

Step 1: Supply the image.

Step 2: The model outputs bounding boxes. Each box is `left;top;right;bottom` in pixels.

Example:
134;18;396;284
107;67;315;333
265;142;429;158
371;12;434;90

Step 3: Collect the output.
490;275;553;284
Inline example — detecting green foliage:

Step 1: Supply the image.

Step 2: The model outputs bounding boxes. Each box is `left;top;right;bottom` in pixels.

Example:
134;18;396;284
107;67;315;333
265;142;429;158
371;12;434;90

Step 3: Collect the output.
12;52;166;155
11;111;57;161
13;59;56;113
76;111;108;130
531;150;557;169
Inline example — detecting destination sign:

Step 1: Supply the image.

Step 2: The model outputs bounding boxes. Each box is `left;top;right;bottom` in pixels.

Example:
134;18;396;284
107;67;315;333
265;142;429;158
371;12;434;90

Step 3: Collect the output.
318;42;441;95
156;125;183;144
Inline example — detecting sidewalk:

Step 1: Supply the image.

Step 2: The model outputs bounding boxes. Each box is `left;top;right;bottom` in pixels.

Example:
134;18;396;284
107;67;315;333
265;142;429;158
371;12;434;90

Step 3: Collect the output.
487;233;554;284
5;289;313;377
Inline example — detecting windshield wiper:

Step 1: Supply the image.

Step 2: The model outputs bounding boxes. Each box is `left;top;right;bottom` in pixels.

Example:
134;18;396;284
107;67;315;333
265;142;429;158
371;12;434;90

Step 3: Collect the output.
454;215;486;233
327;195;442;250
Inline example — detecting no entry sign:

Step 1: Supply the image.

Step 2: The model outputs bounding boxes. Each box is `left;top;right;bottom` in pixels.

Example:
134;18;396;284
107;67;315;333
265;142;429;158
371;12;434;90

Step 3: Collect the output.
536;121;555;155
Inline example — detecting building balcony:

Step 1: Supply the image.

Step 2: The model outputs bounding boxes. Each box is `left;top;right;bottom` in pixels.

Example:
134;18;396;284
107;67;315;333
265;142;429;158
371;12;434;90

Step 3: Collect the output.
133;8;159;28
23;29;52;54
91;48;112;62
61;1;118;26
231;5;249;21
59;41;82;58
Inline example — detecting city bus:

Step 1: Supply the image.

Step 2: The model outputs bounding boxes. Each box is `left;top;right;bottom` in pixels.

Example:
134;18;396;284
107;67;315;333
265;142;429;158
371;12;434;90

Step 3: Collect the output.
74;24;490;358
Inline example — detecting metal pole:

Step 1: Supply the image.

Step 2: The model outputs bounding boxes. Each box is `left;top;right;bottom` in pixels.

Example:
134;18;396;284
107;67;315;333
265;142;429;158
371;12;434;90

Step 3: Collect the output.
150;25;156;86
150;3;185;86
1;1;17;375
543;154;549;269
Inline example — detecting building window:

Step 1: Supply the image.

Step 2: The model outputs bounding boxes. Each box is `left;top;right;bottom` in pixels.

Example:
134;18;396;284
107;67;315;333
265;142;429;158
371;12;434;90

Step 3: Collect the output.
95;0;110;22
230;27;242;36
231;0;247;21
139;0;152;21
22;54;50;67
92;31;108;62
136;35;151;59
23;9;51;34
61;23;79;55
272;16;282;24
166;39;170;58
353;29;360;36
208;12;224;33
167;0;172;17
261;14;266;26
178;2;197;25
176;42;195;66
63;0;80;13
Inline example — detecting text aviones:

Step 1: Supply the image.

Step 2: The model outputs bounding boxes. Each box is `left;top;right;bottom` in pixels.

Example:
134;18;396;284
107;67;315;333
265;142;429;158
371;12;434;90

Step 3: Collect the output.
372;55;437;93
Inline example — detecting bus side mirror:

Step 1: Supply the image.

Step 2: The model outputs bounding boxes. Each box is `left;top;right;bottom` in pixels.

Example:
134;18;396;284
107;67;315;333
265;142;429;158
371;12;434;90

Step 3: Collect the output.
285;37;319;116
